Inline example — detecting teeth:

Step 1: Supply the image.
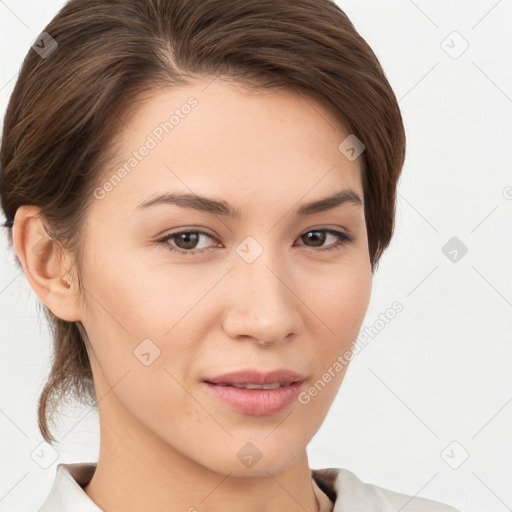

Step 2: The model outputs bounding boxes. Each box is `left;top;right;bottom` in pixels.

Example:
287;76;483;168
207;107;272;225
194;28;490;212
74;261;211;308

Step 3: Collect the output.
229;382;285;390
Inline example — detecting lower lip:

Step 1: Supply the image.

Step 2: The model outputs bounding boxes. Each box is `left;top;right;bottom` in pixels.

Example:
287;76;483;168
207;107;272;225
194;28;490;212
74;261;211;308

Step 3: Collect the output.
202;381;305;415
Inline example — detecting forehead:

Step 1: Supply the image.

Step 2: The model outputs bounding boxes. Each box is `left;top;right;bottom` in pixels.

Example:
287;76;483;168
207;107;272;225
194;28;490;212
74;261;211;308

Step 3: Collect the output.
92;78;364;216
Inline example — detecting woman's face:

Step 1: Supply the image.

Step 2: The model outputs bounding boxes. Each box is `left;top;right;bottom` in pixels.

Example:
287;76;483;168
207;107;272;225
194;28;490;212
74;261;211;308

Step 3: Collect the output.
75;78;372;476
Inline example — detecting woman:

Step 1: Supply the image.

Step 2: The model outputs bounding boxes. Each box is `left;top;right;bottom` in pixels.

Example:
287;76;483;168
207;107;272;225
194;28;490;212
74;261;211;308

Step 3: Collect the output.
0;0;460;510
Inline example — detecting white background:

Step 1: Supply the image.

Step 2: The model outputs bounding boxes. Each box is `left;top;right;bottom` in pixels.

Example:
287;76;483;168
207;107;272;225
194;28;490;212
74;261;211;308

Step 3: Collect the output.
1;1;511;511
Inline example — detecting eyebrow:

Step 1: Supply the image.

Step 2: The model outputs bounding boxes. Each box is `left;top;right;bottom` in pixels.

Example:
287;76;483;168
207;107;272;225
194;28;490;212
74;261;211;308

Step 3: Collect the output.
135;188;363;219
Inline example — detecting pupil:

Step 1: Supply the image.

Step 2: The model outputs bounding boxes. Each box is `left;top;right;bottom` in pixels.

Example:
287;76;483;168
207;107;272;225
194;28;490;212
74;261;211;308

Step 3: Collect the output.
174;230;326;250
177;232;199;249
305;230;325;247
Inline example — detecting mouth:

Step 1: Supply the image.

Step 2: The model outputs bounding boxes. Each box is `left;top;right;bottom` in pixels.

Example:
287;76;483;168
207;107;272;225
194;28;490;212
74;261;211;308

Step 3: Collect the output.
203;380;303;390
202;379;306;415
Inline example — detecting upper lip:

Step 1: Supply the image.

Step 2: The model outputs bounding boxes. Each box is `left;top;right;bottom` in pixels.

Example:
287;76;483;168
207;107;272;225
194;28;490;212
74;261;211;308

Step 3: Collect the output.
203;369;307;386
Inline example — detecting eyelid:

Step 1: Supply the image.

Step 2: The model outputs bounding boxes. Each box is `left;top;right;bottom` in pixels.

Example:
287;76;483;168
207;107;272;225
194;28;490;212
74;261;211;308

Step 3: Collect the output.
156;226;354;255
155;229;219;255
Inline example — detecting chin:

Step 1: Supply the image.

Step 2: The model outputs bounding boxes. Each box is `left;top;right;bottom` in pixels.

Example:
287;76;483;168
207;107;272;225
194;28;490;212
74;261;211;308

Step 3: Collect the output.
216;459;295;478
202;439;304;478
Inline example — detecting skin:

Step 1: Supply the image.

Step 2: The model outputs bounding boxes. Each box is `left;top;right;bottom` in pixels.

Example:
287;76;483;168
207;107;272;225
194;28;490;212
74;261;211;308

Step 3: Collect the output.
14;77;372;512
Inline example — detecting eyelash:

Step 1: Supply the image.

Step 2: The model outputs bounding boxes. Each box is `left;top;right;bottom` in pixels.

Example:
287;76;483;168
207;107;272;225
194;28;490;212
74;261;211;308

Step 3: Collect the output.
156;228;353;256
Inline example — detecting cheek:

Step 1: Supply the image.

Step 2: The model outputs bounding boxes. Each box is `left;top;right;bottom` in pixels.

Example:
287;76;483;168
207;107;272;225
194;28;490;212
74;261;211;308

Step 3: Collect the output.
305;257;372;340
81;258;205;427
81;248;219;391
298;262;371;416
82;245;177;338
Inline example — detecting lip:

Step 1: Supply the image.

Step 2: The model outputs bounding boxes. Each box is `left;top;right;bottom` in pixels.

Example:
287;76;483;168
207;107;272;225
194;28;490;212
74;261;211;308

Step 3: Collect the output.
202;369;307;386
202;380;305;415
202;369;307;416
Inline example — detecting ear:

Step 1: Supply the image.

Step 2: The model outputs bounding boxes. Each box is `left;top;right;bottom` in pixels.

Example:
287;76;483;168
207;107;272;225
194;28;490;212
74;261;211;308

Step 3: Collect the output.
12;205;82;322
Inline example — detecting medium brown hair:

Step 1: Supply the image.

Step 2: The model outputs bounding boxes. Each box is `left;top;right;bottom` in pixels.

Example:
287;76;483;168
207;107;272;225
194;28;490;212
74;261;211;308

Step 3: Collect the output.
0;0;406;443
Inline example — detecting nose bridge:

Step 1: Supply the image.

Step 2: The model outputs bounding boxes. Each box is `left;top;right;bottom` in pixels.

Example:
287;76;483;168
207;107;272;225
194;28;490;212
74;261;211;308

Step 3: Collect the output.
224;234;298;344
236;234;291;307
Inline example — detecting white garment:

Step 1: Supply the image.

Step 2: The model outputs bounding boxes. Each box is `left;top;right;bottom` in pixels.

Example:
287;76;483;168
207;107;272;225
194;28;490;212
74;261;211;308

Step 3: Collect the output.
38;462;461;511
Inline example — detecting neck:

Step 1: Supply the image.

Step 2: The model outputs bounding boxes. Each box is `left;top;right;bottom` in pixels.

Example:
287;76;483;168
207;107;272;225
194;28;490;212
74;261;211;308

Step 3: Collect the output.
83;395;332;512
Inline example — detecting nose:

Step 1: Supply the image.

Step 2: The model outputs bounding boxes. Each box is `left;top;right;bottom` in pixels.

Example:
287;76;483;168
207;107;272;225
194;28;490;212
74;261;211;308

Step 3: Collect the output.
221;243;300;346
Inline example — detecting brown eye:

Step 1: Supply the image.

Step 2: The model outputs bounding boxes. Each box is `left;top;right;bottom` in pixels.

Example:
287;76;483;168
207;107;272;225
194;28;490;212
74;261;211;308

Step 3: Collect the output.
174;231;201;250
157;227;352;257
301;230;326;247
296;229;352;252
158;230;218;255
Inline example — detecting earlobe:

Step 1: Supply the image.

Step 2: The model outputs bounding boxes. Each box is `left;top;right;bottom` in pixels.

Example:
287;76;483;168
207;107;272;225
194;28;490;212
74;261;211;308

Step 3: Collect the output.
12;205;82;322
